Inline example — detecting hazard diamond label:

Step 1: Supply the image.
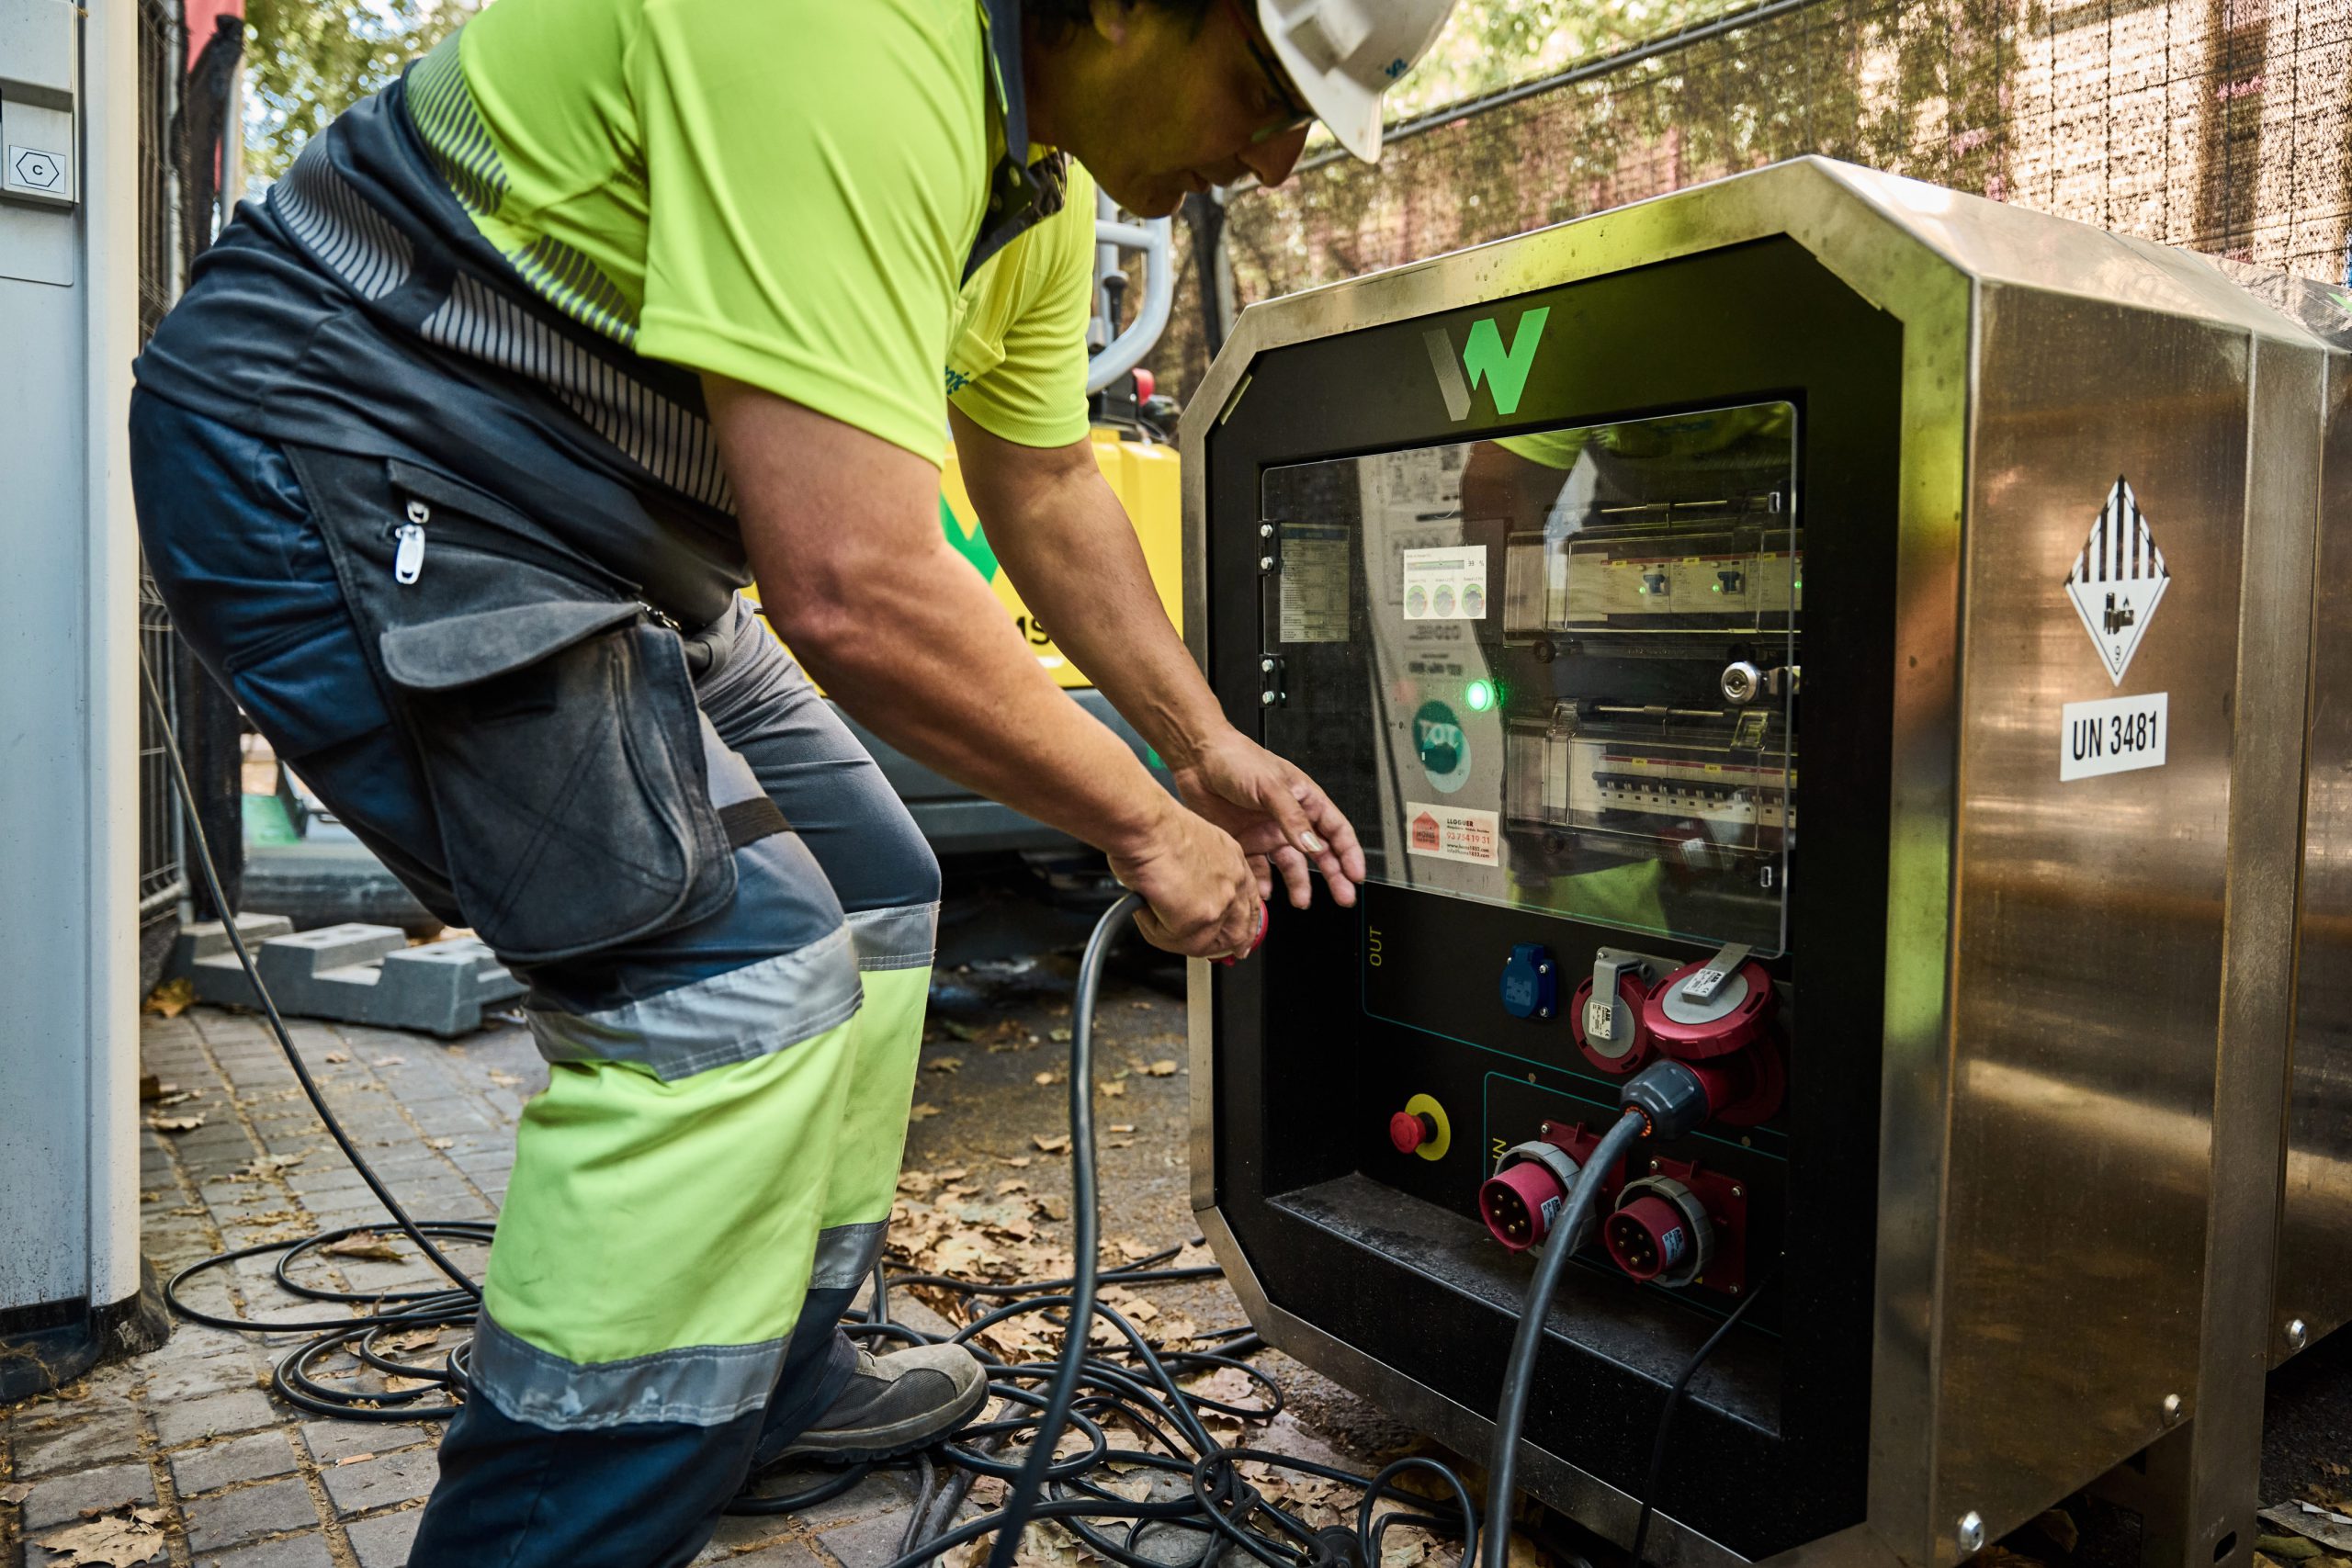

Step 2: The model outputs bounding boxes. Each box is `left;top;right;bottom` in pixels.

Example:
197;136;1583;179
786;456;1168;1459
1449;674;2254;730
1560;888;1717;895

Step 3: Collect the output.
2064;479;2170;684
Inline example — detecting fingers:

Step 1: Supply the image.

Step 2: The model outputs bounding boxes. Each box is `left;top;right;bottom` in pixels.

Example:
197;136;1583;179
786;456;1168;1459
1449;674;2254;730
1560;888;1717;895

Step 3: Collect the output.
1268;844;1314;909
1249;852;1274;902
1289;775;1367;889
1130;903;1186;955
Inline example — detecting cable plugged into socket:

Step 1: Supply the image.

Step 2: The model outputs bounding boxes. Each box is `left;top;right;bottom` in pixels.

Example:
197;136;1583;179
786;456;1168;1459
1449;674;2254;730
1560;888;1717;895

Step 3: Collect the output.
1478;1059;1735;1254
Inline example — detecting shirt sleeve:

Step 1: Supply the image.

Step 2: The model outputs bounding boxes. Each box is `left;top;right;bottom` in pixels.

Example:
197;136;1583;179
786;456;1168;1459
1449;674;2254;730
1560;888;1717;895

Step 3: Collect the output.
628;0;986;467
949;165;1096;449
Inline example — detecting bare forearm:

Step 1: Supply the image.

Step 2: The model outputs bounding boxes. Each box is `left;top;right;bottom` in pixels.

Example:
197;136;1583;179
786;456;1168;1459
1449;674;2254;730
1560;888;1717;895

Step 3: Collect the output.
712;381;1170;857
776;538;1172;852
964;426;1227;768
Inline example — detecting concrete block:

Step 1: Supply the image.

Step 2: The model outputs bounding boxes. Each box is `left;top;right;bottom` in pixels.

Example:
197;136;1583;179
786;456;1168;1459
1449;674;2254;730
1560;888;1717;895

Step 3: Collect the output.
168;915;298;974
178;922;524;1038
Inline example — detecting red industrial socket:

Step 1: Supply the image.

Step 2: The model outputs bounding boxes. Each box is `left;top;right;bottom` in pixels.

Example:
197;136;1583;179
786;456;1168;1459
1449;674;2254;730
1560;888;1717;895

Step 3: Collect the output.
1649;1043;1785;1130
1571;969;1655;1077
1604;1157;1750;1294
1477;1120;1628;1253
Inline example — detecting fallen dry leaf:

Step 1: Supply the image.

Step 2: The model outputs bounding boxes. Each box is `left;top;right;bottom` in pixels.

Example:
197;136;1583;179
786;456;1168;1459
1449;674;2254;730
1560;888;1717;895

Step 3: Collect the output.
424;1137;455;1151
1105;1138;1134;1149
1001;1156;1032;1168
928;1057;963;1074
143;1115;203;1133
322;1051;350;1065
237;1154;306;1179
322;1234;406;1263
373;1055;406;1067
910;1103;941;1121
995;1179;1029;1195
1098;1080;1126;1097
1033;1134;1071;1155
0;1480;30;1506
1048;1027;1072;1043
38;1505;168;1566
1033;1070;1063;1087
1145;1059;1179;1077
487;1069;523;1088
153;1089;201;1108
141;978;195;1019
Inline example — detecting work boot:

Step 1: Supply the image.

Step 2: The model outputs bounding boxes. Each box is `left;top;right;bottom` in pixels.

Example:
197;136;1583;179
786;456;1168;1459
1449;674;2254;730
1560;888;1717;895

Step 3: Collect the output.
777;1342;989;1462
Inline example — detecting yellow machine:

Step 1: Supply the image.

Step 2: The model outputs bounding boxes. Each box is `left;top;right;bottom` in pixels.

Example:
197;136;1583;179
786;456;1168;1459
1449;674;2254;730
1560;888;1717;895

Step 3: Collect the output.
746;418;1183;855
935;426;1183;685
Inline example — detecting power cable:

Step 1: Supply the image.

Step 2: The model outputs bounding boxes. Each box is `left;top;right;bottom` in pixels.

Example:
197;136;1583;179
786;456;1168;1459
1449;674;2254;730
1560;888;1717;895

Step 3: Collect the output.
1481;1111;1650;1568
141;646;1485;1564
1624;1276;1774;1568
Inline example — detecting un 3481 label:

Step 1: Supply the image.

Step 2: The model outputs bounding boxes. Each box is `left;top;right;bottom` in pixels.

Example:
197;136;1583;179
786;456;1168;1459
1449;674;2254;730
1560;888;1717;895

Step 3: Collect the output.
2060;692;2167;782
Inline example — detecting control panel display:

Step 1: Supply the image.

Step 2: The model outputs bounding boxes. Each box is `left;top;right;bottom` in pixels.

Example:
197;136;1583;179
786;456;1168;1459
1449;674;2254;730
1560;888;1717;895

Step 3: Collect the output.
1261;401;1800;954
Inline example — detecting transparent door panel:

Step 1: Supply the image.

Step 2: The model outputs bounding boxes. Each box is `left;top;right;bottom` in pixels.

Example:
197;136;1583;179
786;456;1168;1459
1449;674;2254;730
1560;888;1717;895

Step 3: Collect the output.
1261;401;1799;954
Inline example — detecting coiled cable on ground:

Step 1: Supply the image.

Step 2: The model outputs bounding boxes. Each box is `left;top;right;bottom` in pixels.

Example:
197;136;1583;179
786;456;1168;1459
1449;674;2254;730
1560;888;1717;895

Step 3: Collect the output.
146;654;1487;1565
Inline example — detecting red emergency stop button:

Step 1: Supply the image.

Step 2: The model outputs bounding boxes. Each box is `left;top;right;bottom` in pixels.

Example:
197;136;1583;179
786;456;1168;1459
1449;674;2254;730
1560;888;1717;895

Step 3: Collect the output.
1390;1110;1439;1155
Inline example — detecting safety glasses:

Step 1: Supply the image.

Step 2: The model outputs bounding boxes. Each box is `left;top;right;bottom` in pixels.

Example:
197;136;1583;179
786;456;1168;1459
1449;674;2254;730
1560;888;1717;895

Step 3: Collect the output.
1221;0;1315;144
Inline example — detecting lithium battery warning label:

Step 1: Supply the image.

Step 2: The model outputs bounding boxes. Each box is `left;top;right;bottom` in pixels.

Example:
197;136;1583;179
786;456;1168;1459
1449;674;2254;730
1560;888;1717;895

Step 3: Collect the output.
2064;479;2170;684
1405;802;1498;866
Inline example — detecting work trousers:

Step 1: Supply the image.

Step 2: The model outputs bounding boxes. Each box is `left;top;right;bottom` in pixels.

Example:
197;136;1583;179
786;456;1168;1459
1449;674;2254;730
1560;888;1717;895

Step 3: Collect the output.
130;391;941;1567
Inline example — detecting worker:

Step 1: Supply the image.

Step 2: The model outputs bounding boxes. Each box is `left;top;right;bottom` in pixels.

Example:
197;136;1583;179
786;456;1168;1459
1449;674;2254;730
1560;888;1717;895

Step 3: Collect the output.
128;0;1460;1562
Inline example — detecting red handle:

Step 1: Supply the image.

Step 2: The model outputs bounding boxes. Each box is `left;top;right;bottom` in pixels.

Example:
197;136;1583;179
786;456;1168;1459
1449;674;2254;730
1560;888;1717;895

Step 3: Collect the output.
1216;901;1270;966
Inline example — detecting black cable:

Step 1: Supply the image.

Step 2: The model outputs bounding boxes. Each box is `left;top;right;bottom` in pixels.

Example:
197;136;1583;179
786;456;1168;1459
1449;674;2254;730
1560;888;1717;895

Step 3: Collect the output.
1482;1110;1649;1568
145;663;1487;1568
985;889;1132;1568
141;647;481;1300
1624;1277;1774;1568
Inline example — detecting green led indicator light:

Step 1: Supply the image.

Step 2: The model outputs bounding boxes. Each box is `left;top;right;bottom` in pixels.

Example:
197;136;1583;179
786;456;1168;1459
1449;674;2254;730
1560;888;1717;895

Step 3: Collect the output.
1465;679;1496;713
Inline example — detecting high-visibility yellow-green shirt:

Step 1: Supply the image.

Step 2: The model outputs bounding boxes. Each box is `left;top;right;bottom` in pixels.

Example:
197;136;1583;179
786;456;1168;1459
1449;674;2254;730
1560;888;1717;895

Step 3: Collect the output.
945;161;1097;449
414;0;1086;466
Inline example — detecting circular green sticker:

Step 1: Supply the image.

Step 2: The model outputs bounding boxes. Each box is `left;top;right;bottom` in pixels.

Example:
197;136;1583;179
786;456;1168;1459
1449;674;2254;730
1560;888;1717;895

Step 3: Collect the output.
1414;701;1472;794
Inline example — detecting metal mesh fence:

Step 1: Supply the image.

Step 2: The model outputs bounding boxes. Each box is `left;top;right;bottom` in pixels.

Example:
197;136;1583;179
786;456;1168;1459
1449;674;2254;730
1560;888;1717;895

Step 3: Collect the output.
136;0;187;925
1146;0;2352;400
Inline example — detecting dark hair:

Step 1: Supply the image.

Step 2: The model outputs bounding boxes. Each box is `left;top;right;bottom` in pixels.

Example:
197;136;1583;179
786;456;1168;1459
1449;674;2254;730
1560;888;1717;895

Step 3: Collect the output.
1026;0;1217;40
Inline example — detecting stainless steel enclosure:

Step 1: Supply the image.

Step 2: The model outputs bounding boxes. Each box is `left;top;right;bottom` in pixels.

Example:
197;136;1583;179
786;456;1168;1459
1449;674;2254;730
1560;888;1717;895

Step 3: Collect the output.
1183;159;2337;1568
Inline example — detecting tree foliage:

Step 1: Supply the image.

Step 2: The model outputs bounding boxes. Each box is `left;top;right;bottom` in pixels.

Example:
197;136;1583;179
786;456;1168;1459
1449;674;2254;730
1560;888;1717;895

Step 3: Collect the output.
243;0;475;184
1380;0;1762;126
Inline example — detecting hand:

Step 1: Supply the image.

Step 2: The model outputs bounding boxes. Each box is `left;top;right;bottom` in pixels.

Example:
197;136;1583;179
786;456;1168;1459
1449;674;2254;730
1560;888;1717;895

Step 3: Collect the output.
1105;798;1263;959
1165;728;1366;909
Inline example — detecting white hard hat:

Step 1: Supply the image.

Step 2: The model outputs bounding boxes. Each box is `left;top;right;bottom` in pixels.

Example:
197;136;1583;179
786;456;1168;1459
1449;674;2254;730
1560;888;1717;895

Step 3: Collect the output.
1256;0;1458;163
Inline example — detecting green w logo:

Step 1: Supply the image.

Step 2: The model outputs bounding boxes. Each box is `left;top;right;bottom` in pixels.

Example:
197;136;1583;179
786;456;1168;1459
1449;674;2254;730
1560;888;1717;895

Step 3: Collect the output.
941;493;998;581
1423;306;1550;421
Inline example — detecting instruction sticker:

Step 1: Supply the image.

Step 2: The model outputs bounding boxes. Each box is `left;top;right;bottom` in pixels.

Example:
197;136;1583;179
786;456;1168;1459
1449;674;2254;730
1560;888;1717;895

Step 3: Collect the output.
1401;546;1487;621
1278;524;1350;644
2064;479;2171;684
2060;692;2167;781
1404;802;1498;865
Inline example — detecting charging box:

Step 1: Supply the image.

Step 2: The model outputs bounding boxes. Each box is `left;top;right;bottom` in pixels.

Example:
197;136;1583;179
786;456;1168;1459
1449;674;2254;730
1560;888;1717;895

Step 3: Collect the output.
1182;157;2346;1568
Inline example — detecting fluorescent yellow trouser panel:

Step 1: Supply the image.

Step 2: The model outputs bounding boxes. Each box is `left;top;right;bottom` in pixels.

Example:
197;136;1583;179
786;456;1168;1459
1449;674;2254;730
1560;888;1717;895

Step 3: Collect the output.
819;960;931;1235
483;1014;863;1371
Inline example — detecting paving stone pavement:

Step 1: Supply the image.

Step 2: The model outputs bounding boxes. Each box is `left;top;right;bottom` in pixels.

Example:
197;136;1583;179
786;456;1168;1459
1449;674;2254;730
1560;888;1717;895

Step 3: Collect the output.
0;1005;960;1568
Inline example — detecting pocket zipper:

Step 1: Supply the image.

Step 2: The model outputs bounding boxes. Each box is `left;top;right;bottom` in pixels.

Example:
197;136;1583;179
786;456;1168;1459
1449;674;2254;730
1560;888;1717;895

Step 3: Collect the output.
395;501;429;585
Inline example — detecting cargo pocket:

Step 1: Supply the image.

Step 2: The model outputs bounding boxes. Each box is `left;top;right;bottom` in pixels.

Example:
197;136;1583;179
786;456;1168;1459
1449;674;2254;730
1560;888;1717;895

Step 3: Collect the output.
288;446;736;963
